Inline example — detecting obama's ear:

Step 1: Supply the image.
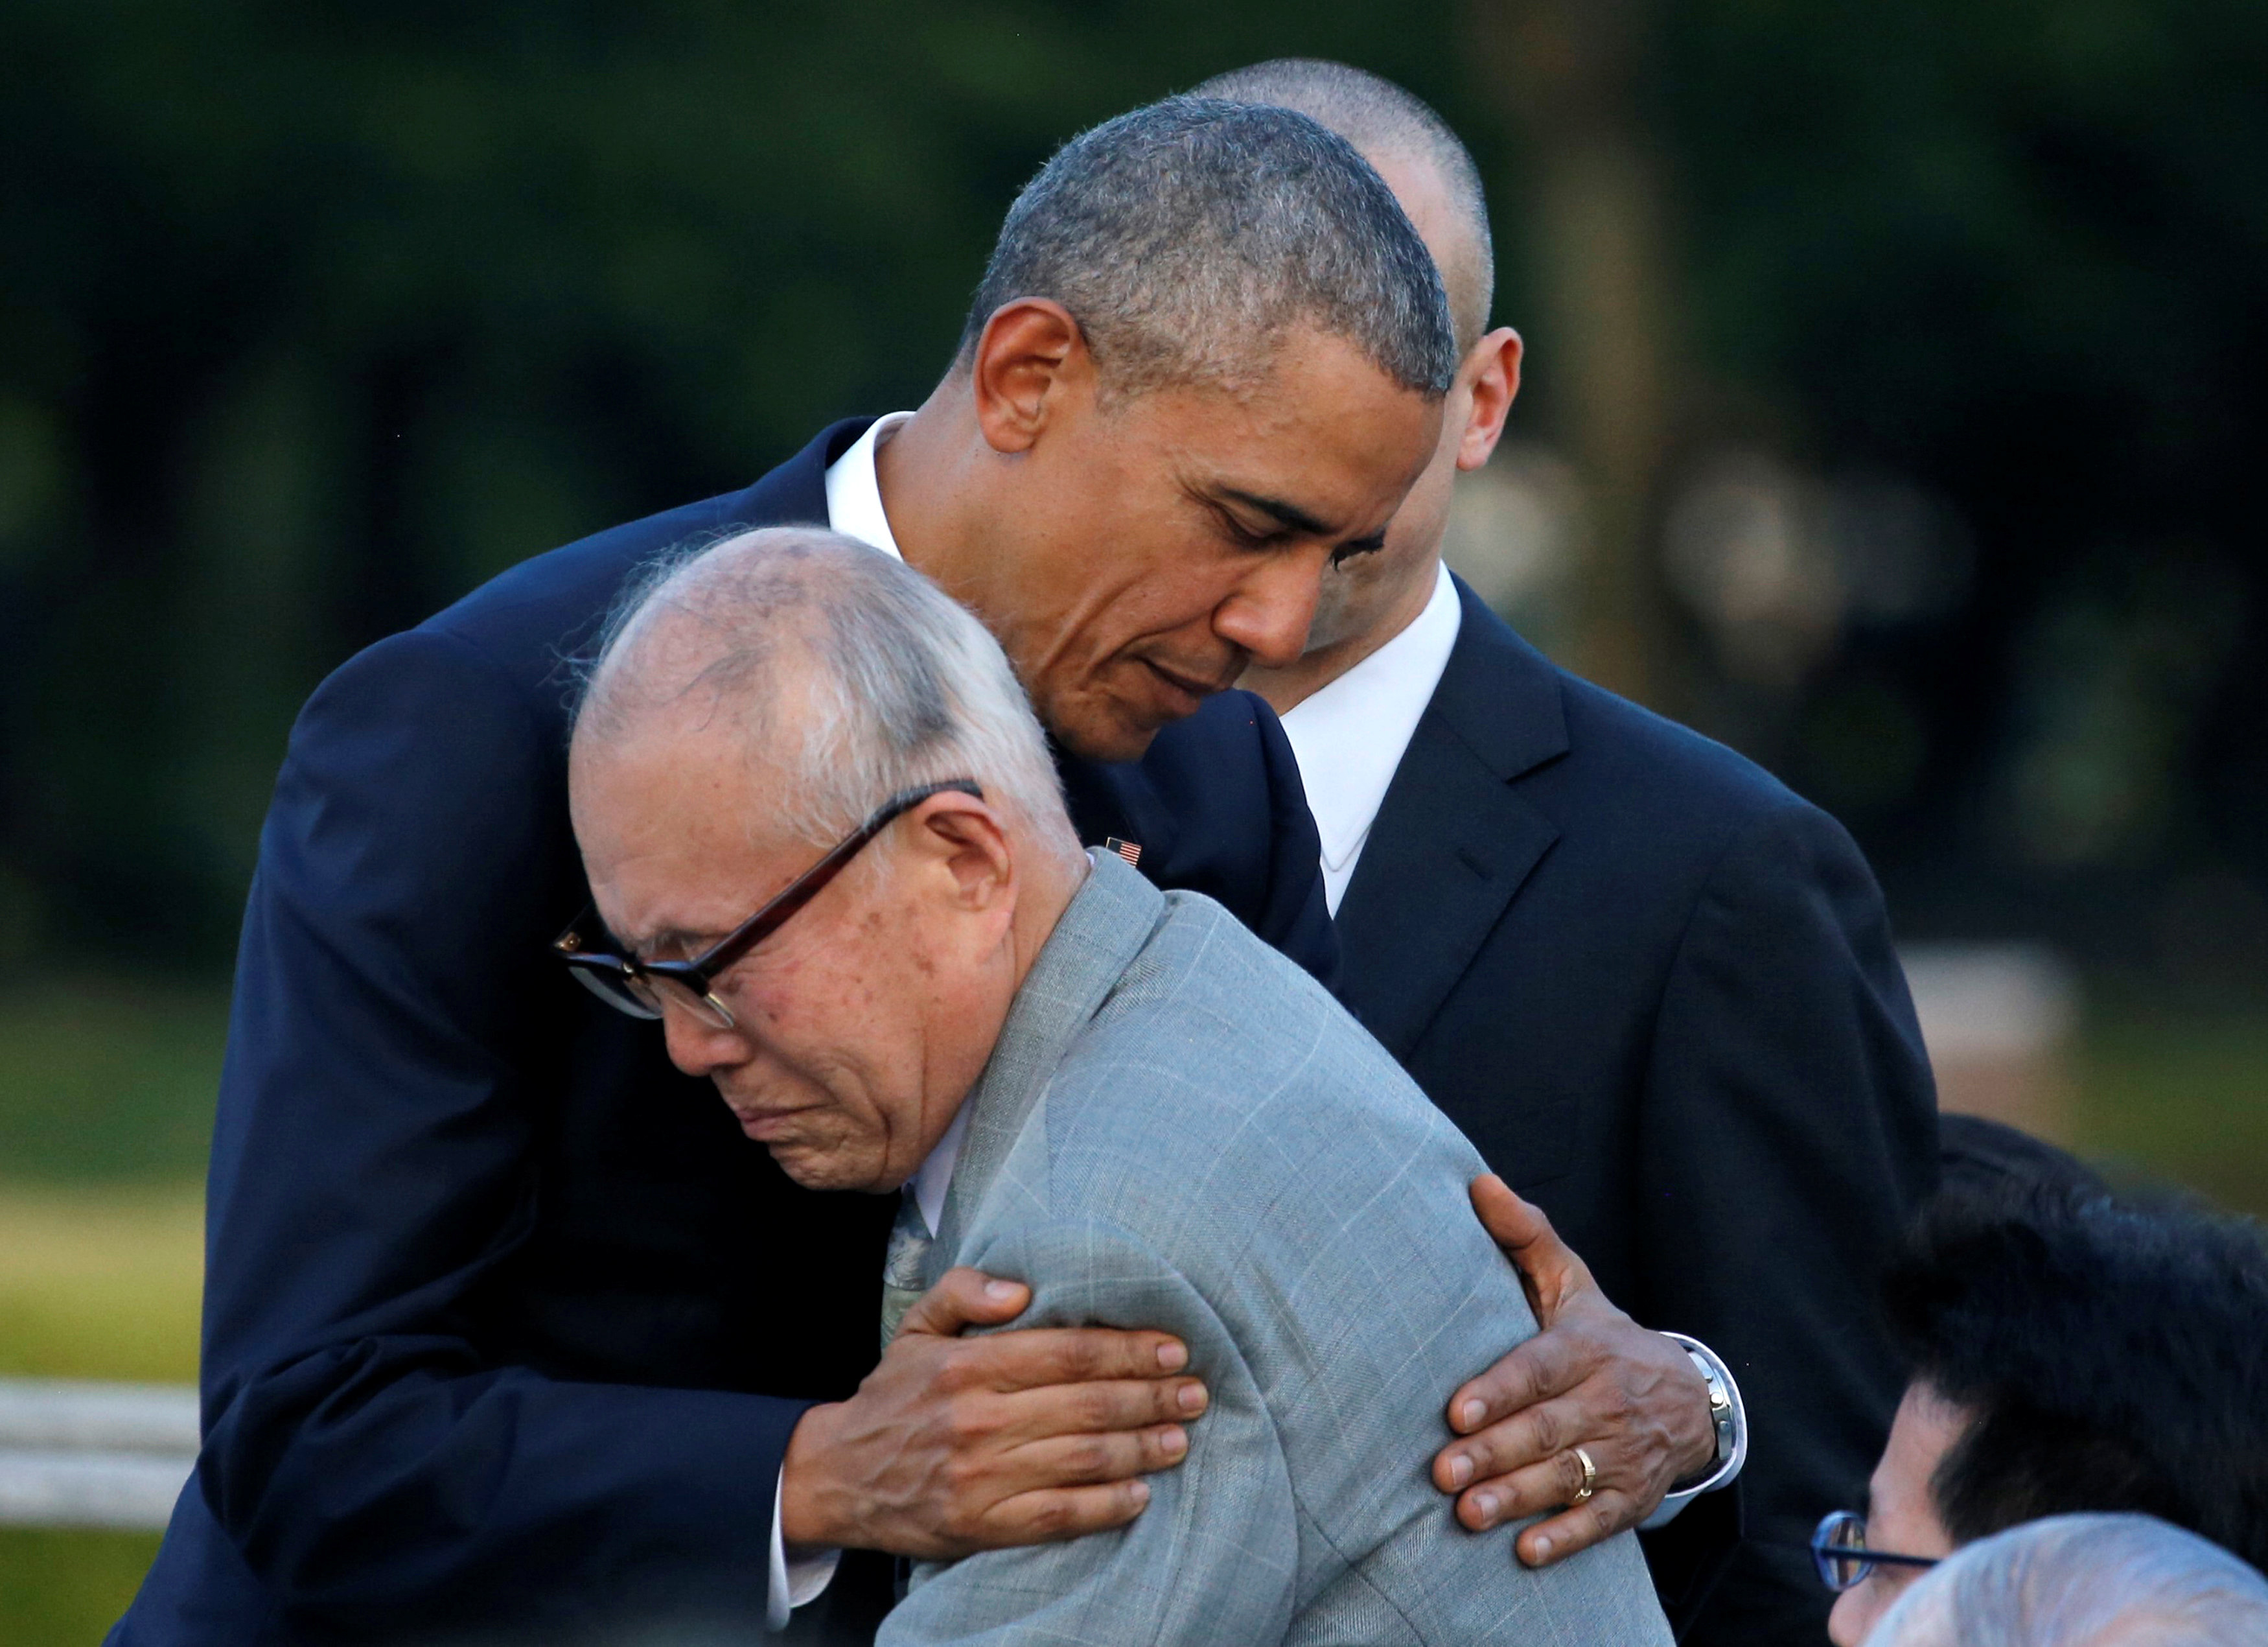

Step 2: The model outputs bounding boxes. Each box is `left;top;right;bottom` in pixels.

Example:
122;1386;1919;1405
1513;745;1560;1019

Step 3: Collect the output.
966;299;1096;456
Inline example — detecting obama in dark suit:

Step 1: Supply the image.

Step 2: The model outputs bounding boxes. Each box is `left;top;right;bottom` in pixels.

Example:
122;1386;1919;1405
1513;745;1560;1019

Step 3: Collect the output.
113;99;1455;1644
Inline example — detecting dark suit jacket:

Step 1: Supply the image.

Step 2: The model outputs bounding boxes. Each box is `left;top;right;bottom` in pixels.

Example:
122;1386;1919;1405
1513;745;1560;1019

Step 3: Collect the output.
1333;578;1939;1647
111;419;1333;1645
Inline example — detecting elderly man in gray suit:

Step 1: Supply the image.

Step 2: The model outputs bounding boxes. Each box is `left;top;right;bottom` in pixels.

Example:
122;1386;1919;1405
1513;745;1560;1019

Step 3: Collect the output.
565;524;1672;1644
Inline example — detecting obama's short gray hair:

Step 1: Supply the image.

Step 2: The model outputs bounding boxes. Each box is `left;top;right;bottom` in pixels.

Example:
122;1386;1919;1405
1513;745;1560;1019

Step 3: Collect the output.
575;528;1082;867
960;95;1457;401
1873;1513;2268;1647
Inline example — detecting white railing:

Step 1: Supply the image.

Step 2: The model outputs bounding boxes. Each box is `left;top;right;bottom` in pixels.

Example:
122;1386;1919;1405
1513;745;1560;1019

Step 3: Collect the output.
0;1378;198;1530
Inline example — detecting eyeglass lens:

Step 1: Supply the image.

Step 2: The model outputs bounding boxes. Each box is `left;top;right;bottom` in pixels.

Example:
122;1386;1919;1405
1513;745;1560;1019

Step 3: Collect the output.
567;963;734;1029
568;966;659;1021
643;973;734;1029
1815;1510;1871;1591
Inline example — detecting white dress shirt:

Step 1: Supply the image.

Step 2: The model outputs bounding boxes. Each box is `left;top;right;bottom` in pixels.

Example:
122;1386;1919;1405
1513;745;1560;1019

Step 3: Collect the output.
1277;562;1463;917
765;410;925;1630
1274;559;1746;1526
824;411;916;561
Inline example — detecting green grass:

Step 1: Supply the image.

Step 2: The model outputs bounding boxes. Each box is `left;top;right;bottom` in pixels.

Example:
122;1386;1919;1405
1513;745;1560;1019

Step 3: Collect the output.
0;975;229;1184
0;1188;203;1642
0;974;2261;1643
1;976;220;1641
2071;1005;2268;1217
0;1528;166;1644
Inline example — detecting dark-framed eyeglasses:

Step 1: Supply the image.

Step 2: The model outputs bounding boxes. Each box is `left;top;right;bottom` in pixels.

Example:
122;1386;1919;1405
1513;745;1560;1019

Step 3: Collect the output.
553;778;984;1031
1811;1509;1943;1593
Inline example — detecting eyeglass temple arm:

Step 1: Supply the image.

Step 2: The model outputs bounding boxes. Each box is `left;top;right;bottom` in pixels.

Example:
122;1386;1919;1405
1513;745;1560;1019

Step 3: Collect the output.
687;779;988;977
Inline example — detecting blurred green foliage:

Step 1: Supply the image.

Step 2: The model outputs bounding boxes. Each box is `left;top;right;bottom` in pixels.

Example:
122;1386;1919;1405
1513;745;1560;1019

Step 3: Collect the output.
2075;1007;2268;1217
2;1;2265;970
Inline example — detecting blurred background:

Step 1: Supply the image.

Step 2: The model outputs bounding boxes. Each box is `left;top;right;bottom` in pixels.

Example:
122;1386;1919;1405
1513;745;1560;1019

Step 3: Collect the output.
2;0;2263;1635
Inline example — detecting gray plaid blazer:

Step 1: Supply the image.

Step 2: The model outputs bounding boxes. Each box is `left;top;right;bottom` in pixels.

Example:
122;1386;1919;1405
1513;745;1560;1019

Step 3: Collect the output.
880;852;1673;1646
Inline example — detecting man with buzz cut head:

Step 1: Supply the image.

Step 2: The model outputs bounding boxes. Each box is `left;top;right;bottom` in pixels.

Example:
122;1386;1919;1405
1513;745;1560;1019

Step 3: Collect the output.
115;93;1713;1646
1202;58;1939;1646
568;525;1676;1645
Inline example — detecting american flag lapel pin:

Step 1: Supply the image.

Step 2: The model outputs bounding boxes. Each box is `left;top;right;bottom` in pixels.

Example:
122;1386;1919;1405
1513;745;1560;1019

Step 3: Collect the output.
1104;837;1142;867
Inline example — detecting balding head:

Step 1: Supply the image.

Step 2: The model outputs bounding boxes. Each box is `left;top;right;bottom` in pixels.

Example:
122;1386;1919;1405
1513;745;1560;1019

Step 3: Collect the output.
575;527;1078;861
1192;60;1494;353
568;530;1087;1194
1871;1514;2268;1647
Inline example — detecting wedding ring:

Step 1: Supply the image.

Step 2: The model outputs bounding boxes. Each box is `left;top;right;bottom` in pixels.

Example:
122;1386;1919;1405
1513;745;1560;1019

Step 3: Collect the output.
1569;1446;1598;1504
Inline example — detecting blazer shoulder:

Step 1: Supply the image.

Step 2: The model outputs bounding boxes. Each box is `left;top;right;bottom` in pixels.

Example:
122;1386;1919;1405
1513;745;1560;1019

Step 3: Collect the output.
1447;589;1831;857
1137;688;1280;782
1051;894;1475;1193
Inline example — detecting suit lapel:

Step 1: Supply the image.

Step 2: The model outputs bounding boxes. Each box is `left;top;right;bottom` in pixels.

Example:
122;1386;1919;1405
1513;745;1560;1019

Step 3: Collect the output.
1334;578;1569;1062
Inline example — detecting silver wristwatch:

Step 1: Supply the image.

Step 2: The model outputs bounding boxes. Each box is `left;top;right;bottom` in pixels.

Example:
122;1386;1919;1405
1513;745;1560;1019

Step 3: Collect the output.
1661;1331;1744;1496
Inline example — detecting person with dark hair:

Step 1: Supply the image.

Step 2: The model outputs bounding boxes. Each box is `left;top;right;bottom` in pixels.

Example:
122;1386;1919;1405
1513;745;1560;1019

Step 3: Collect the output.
110;93;1702;1646
1818;1183;2268;1645
1212;57;1939;1646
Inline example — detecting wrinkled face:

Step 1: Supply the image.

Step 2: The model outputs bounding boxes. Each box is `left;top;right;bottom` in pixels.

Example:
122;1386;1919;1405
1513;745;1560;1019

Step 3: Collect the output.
1829;1383;1966;1646
568;720;1018;1194
962;328;1440;762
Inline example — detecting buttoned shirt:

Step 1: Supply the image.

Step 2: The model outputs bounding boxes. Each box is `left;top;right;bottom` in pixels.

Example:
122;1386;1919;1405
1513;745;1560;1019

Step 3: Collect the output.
1277;562;1464;916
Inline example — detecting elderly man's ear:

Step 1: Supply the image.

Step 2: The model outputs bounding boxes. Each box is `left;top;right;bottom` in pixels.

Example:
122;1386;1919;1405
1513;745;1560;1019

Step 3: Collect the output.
908;792;1020;911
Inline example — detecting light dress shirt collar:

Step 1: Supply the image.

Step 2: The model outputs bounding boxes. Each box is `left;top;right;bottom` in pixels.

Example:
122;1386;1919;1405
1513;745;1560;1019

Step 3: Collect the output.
824;410;966;1237
822;411;915;560
1277;561;1463;917
910;1101;970;1239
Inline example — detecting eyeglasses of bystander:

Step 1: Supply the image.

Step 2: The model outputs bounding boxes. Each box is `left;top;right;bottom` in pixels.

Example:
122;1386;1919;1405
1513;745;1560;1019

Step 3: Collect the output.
1811;1509;1943;1593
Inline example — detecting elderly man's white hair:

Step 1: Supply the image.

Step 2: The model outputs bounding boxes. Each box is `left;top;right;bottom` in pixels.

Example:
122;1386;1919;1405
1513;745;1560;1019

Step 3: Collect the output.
1871;1513;2268;1647
576;526;1083;867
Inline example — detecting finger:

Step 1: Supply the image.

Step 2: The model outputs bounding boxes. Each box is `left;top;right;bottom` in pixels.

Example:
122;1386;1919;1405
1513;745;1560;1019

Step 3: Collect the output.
1442;1331;1589;1440
1453;1441;1617;1530
1514;1491;1636;1567
986;1373;1210;1447
898;1267;1032;1338
1000;1421;1192;1490
1440;1388;1595;1484
1470;1177;1595;1314
936;1322;1194;1394
1468;1174;1550;1252
970;1477;1154;1549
